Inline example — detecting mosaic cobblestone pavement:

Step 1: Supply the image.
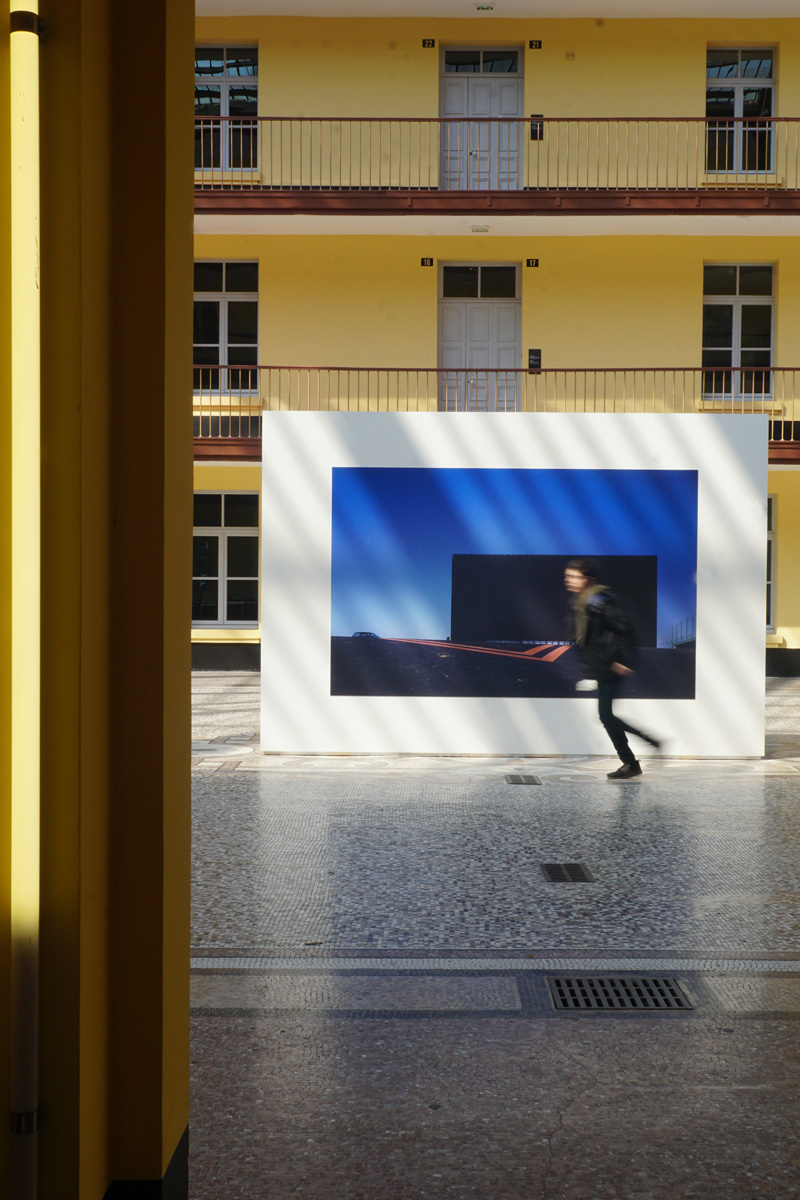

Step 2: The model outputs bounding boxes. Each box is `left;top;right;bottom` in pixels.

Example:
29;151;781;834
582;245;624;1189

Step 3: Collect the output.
191;674;800;1200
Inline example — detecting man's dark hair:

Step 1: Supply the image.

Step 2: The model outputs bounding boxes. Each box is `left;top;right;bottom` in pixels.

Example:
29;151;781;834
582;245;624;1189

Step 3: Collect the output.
566;557;601;581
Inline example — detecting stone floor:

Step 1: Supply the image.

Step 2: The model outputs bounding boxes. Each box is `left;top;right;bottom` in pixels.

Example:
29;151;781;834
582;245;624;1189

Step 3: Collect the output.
191;675;800;1199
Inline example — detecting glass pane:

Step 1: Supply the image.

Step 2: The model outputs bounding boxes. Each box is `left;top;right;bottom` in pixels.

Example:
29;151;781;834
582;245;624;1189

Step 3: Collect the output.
225;262;259;293
225;493;259;527
195;122;220;170
742;87;772;118
739;265;773;295
741;305;772;348
228;86;258;117
193;300;220;344
226;580;258;622
703;265;737;295
227;536;259;578
483;50;518;73
743;121;772;171
706;49;739;79
192;580;218;622
194;493;222;527
702;367;732;395
706;88;735;119
225;47;258;77
741;367;772;396
480;266;516;297
445;50;480;73
194;85;221;116
193;366;219;392
740;49;773;79
193;535;219;577
195;47;225;77
767;495;774;531
702;304;733;347
442;266;479;297
227;366;258;392
227;301;258;344
194;261;223;292
193;346;221;366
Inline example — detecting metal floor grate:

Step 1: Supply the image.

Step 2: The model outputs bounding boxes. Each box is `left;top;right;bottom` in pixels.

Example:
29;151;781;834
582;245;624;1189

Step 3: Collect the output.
540;862;594;883
547;975;693;1011
505;774;541;785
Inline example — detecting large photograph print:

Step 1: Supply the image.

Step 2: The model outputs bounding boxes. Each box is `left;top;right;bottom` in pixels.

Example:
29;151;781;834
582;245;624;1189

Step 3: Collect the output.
331;467;698;699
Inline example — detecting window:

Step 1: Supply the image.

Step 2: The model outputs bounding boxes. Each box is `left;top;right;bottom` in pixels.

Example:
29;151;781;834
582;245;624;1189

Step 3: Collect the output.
193;493;259;625
193;261;258;393
767;494;776;630
195;46;258;169
702;264;773;397
706;48;774;172
444;49;520;74
441;264;518;298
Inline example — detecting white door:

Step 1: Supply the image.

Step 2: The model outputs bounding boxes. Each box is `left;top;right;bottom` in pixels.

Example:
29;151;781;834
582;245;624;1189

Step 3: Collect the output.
440;75;523;190
438;295;521;411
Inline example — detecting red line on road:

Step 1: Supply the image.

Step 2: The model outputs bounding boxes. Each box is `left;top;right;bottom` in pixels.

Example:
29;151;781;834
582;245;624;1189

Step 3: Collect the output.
385;638;572;664
539;645;572;662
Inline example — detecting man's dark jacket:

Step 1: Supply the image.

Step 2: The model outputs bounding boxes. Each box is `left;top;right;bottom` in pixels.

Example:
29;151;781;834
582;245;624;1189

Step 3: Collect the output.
567;587;638;682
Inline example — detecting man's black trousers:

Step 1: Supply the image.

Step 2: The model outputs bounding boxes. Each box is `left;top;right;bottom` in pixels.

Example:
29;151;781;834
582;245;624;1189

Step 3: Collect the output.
597;678;649;765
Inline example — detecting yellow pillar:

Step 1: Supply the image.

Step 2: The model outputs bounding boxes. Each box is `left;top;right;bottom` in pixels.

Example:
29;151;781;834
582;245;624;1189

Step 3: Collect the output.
0;6;13;1192
9;6;41;1198
1;0;194;1196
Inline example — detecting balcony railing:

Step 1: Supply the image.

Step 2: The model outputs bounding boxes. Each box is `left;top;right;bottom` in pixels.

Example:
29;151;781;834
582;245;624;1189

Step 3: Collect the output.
193;366;800;443
194;117;800;192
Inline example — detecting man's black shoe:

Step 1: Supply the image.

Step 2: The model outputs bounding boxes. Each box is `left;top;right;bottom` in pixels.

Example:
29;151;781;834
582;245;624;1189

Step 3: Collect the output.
607;762;643;780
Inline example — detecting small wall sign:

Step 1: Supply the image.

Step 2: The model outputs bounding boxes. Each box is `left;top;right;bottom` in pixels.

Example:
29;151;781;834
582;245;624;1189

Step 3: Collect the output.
422;39;436;48
529;40;542;49
530;115;544;141
528;348;542;371
526;259;540;268
421;257;434;267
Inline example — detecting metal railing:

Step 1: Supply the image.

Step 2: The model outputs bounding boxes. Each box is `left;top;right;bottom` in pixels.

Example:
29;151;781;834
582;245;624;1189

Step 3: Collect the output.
669;615;697;648
193;366;800;441
194;117;800;191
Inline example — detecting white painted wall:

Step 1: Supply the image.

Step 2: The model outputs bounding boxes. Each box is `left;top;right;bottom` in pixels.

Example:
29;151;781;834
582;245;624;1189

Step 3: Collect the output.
261;411;767;756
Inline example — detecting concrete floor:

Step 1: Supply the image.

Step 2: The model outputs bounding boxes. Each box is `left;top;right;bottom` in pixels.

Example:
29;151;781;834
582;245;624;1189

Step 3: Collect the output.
191;675;800;1199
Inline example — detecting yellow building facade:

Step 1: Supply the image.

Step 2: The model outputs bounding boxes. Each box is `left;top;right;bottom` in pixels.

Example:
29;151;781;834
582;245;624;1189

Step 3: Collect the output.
193;14;800;660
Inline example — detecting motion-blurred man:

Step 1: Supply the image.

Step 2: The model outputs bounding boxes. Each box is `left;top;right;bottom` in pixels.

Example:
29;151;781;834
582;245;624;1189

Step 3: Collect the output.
564;557;660;780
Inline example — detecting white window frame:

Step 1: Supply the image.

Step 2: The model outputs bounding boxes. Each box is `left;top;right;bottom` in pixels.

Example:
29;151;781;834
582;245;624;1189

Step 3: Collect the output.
702;263;773;399
438;261;521;300
440;46;524;77
767;493;776;632
192;491;260;628
195;45;258;171
193;260;259;396
706;47;775;173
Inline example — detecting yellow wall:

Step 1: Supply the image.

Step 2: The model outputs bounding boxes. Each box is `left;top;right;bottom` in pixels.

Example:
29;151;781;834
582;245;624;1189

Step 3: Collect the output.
195;17;800;119
195;232;800;371
195;462;262;492
769;467;800;648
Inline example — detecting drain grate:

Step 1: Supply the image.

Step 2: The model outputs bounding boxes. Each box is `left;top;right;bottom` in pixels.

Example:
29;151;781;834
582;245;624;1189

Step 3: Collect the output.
540;862;594;883
505;774;541;785
547;975;693;1011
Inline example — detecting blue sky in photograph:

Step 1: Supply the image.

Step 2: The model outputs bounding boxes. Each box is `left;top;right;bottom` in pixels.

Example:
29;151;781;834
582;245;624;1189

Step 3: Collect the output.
331;467;698;645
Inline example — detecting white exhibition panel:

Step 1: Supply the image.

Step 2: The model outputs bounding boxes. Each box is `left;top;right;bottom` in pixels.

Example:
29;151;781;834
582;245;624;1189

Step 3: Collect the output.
261;412;767;757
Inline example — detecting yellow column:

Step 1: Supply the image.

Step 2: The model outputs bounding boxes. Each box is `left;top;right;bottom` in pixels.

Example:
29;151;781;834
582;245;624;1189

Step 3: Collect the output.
9;6;41;1199
0;1;194;1196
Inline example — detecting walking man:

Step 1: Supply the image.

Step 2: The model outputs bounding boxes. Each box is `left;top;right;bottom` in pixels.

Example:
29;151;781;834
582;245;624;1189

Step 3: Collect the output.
564;557;660;780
